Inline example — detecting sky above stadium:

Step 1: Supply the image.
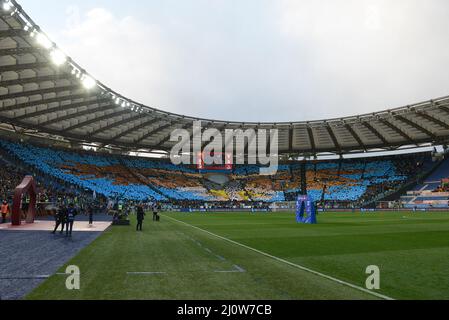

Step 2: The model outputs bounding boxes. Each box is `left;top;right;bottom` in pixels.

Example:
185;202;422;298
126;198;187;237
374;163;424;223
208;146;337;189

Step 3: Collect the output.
18;0;449;123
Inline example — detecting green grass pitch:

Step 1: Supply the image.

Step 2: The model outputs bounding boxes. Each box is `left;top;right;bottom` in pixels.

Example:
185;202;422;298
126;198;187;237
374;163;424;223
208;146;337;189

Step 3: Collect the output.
27;211;449;300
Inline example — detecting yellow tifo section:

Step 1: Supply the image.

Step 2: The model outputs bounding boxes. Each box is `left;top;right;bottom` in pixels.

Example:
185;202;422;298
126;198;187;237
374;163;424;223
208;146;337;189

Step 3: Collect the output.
210;190;229;200
209;190;250;201
246;190;264;199
238;191;249;201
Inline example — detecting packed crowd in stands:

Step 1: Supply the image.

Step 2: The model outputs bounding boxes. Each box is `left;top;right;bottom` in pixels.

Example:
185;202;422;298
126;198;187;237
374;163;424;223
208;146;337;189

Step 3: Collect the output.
0;138;434;216
160;200;272;211
358;157;427;204
0;156;26;201
0;146;106;221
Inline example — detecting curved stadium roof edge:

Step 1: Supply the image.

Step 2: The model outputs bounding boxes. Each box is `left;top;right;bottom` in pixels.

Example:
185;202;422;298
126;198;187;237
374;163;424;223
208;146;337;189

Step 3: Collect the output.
2;0;449;155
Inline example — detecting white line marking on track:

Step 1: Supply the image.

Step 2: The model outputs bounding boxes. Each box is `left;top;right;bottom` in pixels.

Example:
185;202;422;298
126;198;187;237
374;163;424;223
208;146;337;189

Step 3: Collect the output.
165;215;394;300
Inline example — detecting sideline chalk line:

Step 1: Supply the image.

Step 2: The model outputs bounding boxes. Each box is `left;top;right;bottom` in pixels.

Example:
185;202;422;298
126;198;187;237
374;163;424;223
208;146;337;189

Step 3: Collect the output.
164;215;394;301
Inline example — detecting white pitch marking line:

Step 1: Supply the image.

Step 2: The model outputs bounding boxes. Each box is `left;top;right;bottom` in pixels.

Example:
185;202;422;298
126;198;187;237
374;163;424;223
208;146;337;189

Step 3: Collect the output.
195;241;203;247
215;265;246;274
127;272;167;275
165;215;394;301
215;255;227;261
188;235;231;263
233;265;246;273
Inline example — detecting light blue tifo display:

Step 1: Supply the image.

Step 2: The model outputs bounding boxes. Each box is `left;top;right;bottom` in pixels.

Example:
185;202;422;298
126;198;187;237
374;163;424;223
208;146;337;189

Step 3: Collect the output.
296;195;317;224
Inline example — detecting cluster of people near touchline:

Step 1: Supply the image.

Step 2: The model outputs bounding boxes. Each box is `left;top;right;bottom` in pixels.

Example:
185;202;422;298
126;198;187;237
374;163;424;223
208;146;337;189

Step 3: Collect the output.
51;201;161;237
2;198;162;236
136;203;161;232
51;203;93;237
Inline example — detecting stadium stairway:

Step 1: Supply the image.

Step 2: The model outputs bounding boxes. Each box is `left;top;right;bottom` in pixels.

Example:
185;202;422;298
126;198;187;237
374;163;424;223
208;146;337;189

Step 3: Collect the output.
362;156;442;207
396;156;449;208
397;157;449;206
413;156;449;192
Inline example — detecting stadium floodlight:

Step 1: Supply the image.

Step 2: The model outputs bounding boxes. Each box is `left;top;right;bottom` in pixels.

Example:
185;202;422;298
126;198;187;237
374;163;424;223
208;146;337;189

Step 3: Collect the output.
115;97;121;105
36;33;52;49
2;1;12;11
50;49;67;66
82;75;96;89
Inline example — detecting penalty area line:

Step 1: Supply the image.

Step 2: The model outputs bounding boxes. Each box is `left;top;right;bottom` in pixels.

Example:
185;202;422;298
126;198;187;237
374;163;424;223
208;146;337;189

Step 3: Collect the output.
164;215;394;301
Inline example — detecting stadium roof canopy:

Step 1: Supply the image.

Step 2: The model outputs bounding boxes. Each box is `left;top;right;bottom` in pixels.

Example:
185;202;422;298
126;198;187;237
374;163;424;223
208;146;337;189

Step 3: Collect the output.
2;0;449;157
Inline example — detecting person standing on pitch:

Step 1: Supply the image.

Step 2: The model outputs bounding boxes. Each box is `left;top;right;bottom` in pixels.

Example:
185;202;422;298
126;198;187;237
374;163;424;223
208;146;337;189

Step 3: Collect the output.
1;200;10;224
136;204;145;231
87;204;94;226
152;203;159;222
52;204;66;234
65;203;78;237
